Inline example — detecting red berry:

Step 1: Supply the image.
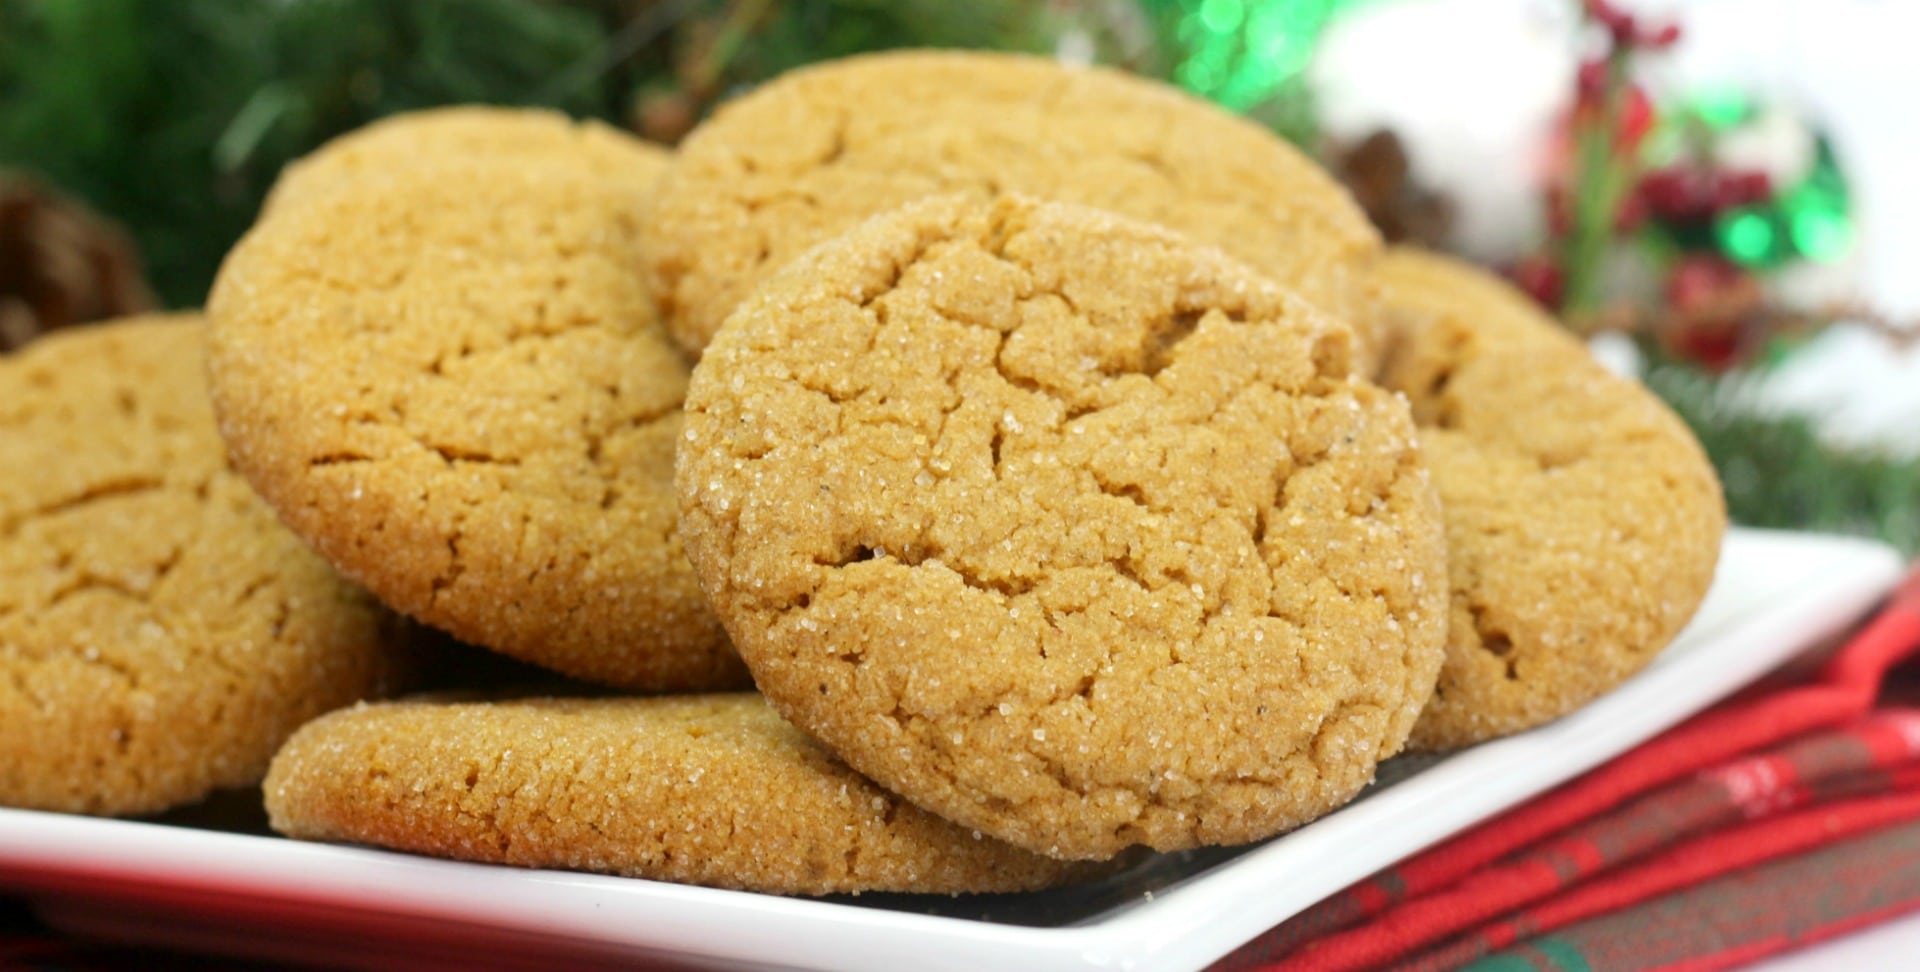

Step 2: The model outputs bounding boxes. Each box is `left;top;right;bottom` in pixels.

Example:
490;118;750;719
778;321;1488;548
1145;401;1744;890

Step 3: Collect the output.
1715;170;1773;209
1614;190;1648;233
1511;256;1566;308
1585;0;1638;41
1665;255;1744;310
1576;59;1609;104
1637;169;1676;214
1663;255;1759;371
1568;71;1652;156
1545;184;1573;236
1639;166;1718;225
1616;86;1655;152
1582;0;1624;22
1638;168;1687;220
1642;22;1682;49
1671;325;1743;371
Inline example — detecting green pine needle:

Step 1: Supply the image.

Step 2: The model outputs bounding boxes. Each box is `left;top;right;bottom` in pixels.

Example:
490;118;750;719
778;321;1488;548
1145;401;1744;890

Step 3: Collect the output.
0;0;610;307
1644;362;1920;555
0;0;1061;308
7;1;1911;561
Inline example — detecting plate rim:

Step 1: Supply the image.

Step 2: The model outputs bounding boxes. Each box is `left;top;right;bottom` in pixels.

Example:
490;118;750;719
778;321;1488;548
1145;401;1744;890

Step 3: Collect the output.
0;527;1905;972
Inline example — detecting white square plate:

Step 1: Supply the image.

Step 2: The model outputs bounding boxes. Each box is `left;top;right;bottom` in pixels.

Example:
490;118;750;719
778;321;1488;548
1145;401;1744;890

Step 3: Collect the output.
0;528;1904;972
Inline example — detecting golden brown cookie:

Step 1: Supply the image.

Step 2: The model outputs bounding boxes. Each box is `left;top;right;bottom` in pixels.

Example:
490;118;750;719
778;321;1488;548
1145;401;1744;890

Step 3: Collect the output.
208;146;745;691
262;106;668;216
644;49;1380;362
677;195;1448;861
265;694;1100;895
1372;248;1726;750
0;316;404;816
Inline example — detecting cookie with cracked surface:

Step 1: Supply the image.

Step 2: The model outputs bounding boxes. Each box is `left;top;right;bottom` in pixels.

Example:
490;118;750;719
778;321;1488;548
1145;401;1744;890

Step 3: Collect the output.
265;694;1102;895
208;153;745;691
645;49;1381;363
262;106;668;217
0;316;404;816
677;194;1448;861
1372;248;1725;751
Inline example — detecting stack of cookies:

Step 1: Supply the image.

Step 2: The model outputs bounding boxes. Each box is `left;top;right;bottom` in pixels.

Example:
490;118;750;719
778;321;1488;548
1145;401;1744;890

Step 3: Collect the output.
0;51;1725;897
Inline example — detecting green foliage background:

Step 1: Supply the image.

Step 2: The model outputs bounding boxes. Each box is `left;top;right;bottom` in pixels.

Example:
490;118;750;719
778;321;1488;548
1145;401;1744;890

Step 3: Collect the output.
1645;361;1919;554
2;0;1913;555
0;0;617;306
0;0;1055;306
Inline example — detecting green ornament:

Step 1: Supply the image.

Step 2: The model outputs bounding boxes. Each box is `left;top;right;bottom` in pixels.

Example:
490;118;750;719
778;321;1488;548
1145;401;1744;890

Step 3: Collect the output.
1690;87;1754;132
1717;207;1787;268
1781;143;1853;263
1149;0;1374;140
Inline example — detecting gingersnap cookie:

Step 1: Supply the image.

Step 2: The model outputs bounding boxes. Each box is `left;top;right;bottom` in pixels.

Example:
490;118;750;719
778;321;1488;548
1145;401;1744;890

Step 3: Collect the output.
265;694;1100;895
1372;248;1725;751
645;49;1380;362
262;106;668;216
208;151;745;691
0;315;404;816
677;194;1448;861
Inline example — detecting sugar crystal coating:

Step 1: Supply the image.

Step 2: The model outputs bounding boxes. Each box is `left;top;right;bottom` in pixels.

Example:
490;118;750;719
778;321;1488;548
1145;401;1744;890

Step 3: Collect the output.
0;316;404;816
265;694;1101;895
677;195;1447;860
645;49;1381;362
262;106;662;217
209;138;744;690
1373;248;1726;750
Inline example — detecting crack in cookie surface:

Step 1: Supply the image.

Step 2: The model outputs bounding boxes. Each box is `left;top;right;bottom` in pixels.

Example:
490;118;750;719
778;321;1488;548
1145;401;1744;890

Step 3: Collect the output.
265;694;1103;895
0;318;402;816
1373;248;1725;750
678;196;1446;860
208;140;744;691
645;50;1379;361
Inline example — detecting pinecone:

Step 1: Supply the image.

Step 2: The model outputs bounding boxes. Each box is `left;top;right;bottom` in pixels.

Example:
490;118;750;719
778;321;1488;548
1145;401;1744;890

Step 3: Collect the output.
0;172;155;351
1326;129;1455;249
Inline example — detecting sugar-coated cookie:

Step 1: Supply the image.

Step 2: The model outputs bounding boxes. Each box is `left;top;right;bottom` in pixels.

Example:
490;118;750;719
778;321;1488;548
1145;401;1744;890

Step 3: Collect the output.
678;195;1447;860
645;49;1380;362
1373;248;1725;750
0;316;404;816
265;694;1102;895
262;106;668;216
209;145;744;690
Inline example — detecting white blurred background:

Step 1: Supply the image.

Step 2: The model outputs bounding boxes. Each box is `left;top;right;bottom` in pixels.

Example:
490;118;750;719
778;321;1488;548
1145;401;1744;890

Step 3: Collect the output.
1312;0;1920;456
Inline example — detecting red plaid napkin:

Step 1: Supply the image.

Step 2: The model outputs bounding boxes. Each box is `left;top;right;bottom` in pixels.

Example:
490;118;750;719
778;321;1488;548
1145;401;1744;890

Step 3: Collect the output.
0;902;255;971
5;567;1917;971
1216;561;1920;972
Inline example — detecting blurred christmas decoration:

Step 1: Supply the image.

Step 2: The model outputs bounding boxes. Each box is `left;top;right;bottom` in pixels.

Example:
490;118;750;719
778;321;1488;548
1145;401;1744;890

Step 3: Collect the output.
0;0;1082;307
0;0;1357;308
1484;0;1920;553
1532;0;1680;322
0;0;613;308
630;0;1067;143
0;172;155;350
1512;0;1889;368
1621;97;1873;369
1323;129;1453;248
1307;0;1578;262
1143;0;1376;143
1646;359;1920;556
1;0;1913;554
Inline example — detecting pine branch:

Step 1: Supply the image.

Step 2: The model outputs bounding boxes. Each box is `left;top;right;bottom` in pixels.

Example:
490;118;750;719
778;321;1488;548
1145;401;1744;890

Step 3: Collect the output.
0;0;612;308
1644;361;1920;555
